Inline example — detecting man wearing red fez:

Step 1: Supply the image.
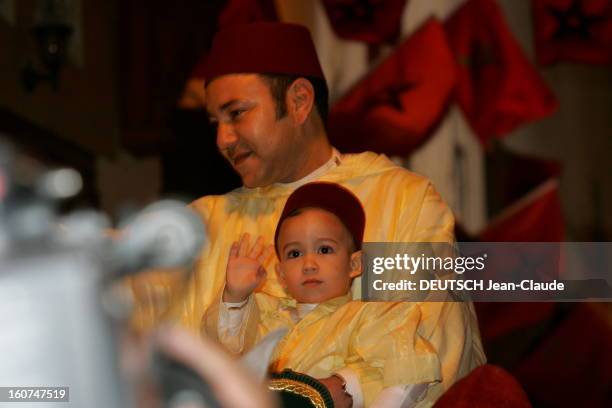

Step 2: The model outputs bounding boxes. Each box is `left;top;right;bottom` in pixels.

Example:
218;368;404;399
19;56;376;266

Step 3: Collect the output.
141;22;484;407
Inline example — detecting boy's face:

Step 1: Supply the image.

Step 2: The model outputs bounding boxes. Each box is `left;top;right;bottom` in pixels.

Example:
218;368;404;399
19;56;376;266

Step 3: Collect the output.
276;208;361;304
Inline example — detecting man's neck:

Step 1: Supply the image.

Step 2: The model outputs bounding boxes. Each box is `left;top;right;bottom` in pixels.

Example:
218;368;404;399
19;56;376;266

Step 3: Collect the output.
292;138;333;180
280;122;334;183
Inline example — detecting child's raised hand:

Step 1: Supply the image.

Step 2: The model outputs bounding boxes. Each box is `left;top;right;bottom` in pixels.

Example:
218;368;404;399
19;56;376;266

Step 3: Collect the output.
223;233;274;303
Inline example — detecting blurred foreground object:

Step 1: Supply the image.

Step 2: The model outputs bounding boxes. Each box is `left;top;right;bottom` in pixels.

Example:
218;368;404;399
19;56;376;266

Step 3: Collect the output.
0;137;209;407
156;326;277;408
0;137;123;407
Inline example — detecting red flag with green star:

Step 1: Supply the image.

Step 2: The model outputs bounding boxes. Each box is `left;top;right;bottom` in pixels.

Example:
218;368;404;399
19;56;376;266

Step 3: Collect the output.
328;18;456;156
445;0;558;146
321;0;408;45
533;0;612;65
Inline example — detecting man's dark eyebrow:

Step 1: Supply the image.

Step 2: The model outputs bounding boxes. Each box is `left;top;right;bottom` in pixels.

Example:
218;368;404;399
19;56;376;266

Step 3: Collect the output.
207;99;239;121
219;99;240;112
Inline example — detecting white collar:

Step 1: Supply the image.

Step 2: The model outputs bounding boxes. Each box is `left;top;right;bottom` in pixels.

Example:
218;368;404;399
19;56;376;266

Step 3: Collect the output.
296;303;318;320
274;148;342;190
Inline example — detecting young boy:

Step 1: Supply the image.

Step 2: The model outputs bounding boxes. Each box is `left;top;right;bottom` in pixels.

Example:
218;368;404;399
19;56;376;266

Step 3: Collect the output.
203;182;483;407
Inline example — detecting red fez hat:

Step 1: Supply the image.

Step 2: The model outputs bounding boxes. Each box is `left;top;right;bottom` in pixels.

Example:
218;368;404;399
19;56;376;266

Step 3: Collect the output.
204;22;325;83
274;182;366;255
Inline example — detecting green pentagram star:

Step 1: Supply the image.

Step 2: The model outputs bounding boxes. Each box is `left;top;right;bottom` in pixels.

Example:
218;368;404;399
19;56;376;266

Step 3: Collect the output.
547;0;606;41
364;82;416;113
331;0;382;25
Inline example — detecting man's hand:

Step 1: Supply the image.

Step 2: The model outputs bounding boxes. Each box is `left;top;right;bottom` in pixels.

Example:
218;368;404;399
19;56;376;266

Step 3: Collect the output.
223;233;273;303
318;375;353;408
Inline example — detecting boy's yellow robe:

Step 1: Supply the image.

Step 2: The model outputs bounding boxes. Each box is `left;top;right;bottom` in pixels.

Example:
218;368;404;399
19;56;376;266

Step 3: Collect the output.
204;293;484;407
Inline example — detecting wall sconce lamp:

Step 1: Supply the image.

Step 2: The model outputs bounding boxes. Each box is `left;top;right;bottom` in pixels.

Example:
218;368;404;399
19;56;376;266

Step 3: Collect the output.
21;1;74;93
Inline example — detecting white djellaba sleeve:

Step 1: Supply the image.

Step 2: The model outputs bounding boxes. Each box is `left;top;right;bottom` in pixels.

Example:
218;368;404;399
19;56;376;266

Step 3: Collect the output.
217;298;249;354
336;367;430;408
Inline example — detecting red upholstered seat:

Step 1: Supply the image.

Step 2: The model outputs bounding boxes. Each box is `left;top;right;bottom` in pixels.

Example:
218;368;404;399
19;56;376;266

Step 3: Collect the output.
513;304;612;407
434;364;531;408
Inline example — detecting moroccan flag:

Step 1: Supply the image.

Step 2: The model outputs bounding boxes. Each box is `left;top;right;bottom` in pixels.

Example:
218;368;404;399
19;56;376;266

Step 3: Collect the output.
321;0;408;45
328;18;456;156
446;0;558;146
479;178;564;288
480;179;564;242
533;0;612;65
473;179;564;342
486;146;561;214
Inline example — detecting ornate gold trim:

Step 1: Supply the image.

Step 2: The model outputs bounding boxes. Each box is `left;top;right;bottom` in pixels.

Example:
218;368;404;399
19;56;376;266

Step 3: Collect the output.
268;378;328;408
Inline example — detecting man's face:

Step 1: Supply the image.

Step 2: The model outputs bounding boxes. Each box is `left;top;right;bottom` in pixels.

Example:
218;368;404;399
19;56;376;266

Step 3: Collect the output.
276;208;361;304
206;74;299;188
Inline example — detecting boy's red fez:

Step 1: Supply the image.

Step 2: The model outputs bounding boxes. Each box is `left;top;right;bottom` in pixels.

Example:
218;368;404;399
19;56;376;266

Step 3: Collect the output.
204;22;325;83
274;182;366;255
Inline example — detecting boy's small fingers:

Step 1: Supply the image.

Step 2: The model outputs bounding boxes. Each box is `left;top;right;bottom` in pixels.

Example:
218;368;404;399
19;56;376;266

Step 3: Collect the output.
238;233;250;257
229;241;239;258
256;265;267;280
249;236;264;258
257;245;274;264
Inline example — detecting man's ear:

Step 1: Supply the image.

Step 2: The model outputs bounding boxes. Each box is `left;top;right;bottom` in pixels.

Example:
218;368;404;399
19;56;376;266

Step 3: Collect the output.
349;250;362;279
275;262;287;288
286;78;315;126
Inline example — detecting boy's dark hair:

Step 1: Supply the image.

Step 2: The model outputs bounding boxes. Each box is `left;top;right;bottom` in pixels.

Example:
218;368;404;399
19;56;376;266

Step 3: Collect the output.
259;74;329;126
